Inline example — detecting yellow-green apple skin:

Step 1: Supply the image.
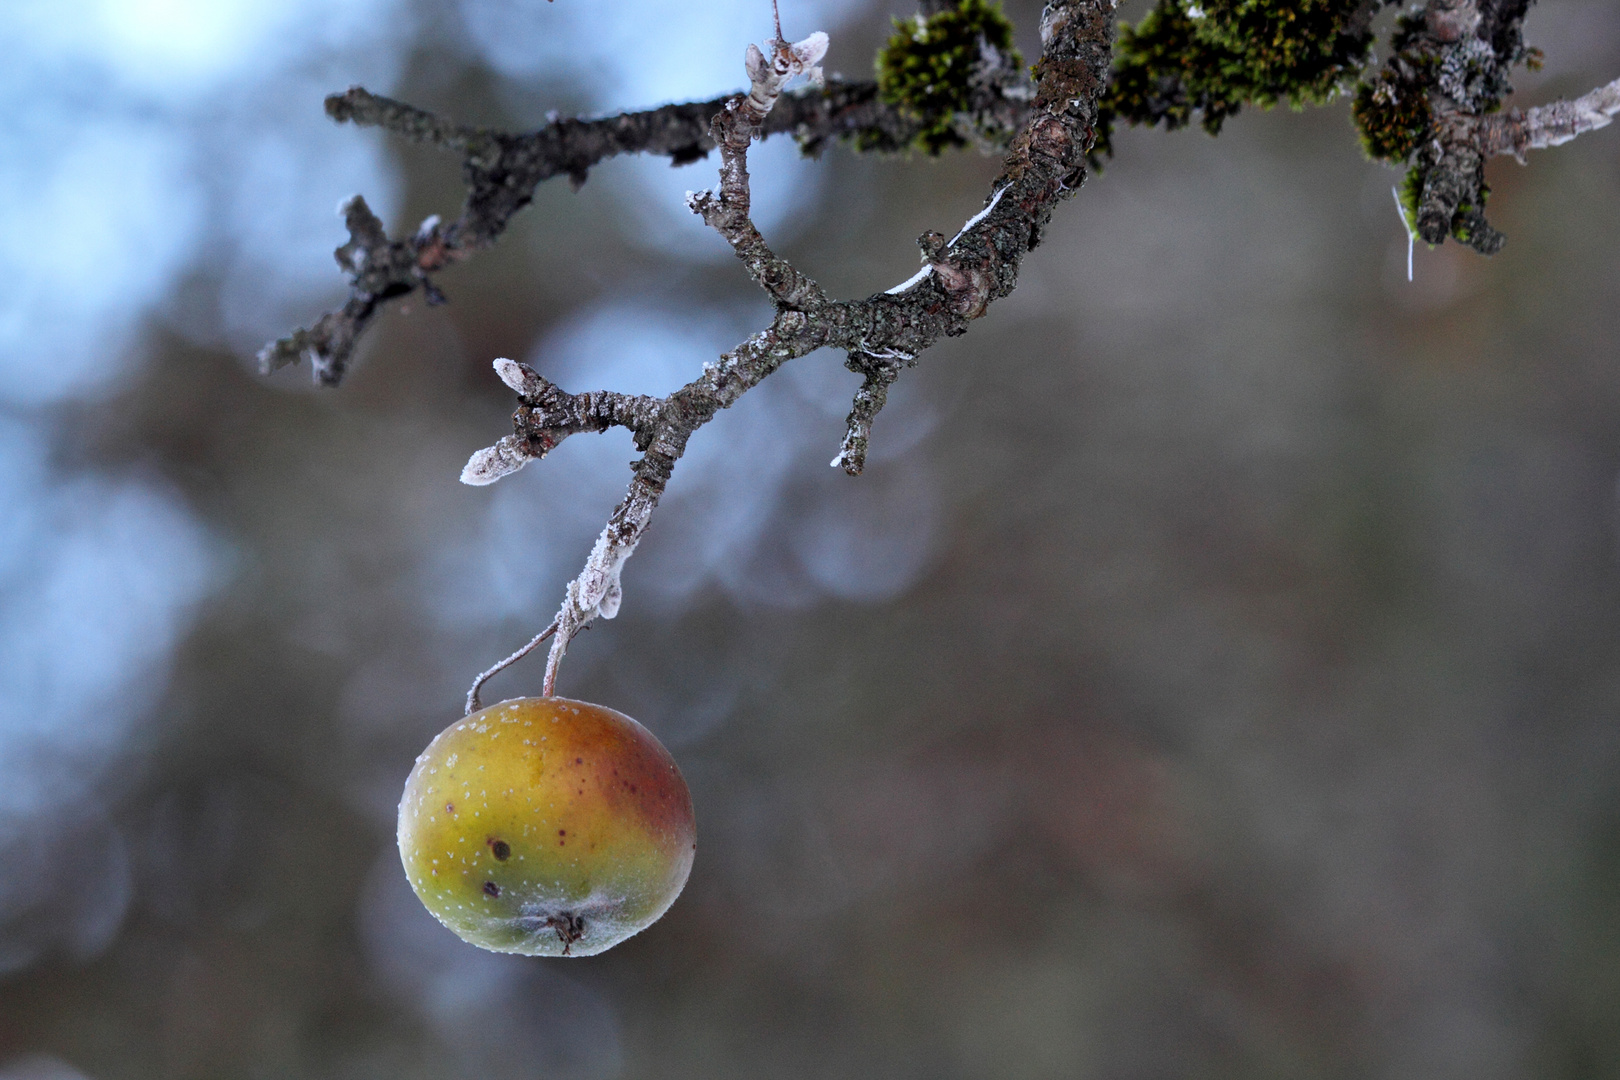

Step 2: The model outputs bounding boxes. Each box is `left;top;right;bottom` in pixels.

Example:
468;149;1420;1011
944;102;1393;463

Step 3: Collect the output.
397;697;696;956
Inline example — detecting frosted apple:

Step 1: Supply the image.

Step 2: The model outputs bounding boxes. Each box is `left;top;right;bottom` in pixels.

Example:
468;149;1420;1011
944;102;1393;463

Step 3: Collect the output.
397;697;696;956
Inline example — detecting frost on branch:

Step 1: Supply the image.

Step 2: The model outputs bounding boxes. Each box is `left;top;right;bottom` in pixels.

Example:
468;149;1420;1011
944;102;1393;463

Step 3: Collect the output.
744;32;829;114
542;26;832;695
249;0;1620;711
258;59;1019;388
460;435;533;487
458;359;665;493
1476;74;1620;157
494;356;545;396
506;1;1117;698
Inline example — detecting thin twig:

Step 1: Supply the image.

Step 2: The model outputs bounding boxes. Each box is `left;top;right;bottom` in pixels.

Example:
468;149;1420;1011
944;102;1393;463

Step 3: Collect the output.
528;25;836;696
466;620;559;715
1479;74;1620;157
259;77;1025;385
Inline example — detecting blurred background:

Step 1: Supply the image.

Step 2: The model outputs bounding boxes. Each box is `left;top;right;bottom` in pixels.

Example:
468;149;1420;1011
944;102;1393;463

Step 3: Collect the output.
4;0;1620;1076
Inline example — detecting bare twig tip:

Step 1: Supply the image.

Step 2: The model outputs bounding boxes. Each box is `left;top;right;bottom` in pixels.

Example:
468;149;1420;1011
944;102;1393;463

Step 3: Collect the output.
461;435;532;486
494;358;527;394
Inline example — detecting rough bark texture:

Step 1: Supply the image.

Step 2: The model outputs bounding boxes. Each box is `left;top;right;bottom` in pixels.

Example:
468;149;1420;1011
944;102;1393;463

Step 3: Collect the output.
1403;0;1535;251
257;78;1034;386
1477;74;1620;156
446;0;1115;696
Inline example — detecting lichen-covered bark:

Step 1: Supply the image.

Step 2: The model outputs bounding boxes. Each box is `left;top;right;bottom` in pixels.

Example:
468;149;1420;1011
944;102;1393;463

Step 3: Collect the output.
1355;0;1536;252
1410;0;1534;251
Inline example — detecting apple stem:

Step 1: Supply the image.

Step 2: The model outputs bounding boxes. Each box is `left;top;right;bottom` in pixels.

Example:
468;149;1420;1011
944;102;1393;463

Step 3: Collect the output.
466;619;560;714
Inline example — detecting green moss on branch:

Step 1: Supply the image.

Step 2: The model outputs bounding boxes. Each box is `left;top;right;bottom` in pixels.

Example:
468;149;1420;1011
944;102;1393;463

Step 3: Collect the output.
872;0;1024;154
1094;0;1384;158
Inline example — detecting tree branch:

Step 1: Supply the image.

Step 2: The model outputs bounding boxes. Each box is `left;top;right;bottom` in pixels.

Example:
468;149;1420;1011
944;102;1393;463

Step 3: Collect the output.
459;359;664;486
1478;75;1620;157
1405;0;1534;251
453;0;1112;699
258;78;1033;385
687;32;834;311
832;354;906;476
